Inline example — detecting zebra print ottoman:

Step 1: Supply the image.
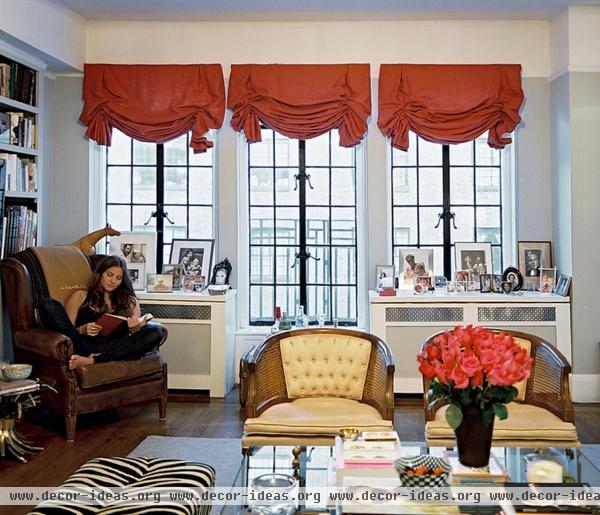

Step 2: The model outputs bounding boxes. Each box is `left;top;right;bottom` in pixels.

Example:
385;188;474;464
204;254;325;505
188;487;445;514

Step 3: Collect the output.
29;456;215;515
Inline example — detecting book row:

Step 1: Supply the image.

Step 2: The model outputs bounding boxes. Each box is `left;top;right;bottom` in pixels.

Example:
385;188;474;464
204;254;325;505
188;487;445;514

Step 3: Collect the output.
0;62;36;105
1;205;38;258
0;111;37;148
0;153;37;191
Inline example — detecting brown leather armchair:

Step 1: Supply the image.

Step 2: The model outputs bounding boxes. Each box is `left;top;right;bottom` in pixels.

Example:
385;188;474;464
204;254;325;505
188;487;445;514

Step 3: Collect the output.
422;329;579;448
1;245;168;441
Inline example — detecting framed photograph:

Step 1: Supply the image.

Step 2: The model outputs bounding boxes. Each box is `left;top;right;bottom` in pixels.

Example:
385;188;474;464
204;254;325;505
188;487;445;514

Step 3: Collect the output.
398;248;434;288
415;275;433;291
518;241;552;281
554;274;571;297
375;265;395;290
454;242;492;285
434;276;448;288
170;239;214;280
162;264;183;290
492;274;504;293
539;267;557;294
0;112;10;145
480;274;493;293
127;263;145;291
454;270;471;282
109;231;157;275
146;273;173;293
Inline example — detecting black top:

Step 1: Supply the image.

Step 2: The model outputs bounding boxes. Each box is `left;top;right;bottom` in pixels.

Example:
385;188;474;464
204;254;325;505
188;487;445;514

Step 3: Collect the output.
75;304;102;327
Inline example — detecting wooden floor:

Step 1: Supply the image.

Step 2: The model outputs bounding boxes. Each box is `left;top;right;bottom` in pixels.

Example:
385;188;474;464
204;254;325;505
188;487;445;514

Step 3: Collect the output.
0;389;599;514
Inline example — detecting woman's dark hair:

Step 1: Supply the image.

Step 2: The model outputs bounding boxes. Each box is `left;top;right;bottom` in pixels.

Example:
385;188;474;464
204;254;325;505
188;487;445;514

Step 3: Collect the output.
82;256;136;316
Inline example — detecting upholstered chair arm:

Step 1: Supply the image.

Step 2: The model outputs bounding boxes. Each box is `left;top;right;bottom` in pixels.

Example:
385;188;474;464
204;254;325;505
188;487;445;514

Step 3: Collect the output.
362;339;395;420
526;341;575;422
14;328;74;362
244;337;289;418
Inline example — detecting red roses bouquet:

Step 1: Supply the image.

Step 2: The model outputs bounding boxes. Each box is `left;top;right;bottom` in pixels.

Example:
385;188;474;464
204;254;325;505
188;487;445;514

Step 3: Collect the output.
417;326;532;430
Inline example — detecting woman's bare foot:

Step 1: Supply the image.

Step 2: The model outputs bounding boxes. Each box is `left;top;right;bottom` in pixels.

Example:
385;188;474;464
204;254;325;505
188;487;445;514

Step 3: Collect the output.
68;354;97;369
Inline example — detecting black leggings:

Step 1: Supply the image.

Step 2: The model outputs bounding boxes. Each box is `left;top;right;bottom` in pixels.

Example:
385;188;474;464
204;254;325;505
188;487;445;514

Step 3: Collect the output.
37;298;166;364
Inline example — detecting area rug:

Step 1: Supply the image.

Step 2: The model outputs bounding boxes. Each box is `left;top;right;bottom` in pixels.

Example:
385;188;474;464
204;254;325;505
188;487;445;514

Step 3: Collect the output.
129;436;243;489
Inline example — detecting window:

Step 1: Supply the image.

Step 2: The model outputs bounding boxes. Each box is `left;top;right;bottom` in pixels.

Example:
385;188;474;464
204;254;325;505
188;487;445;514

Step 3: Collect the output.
391;132;506;278
247;128;358;325
103;130;215;271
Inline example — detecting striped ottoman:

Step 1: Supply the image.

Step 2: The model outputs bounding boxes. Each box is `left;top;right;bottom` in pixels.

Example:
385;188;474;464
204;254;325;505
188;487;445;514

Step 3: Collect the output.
29;457;215;515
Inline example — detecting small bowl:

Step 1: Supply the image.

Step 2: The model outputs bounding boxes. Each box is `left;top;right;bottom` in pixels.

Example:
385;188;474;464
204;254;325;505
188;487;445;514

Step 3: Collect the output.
395;455;451;487
2;364;32;381
207;285;229;296
338;427;361;441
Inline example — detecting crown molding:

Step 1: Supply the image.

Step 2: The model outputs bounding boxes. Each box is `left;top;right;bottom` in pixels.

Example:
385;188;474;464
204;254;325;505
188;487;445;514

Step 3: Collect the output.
0;39;48;70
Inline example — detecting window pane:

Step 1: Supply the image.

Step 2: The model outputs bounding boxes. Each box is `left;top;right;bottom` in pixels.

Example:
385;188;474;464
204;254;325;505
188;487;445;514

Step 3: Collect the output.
392;168;416;205
274;133;299;167
276;247;299;283
307;246;330;283
163;205;187;239
476;168;500;204
249;168;273;205
450;167;474;204
476;206;501;244
164;134;188;165
331;168;355;206
189;206;213;239
449;141;473;165
133;167;156;204
132;206;155;232
432;247;444;277
393;207;418;245
275;286;300;319
305;133;329;166
164;167;187;204
492;246;502;274
476;138;500;166
189;167;213;205
249;130;273;166
306;208;329;245
275;207;300;245
107;205;130;230
307;286;330;319
133;139;156;165
331;130;354;166
275;169;299;206
419;207;444;244
250;207;274;244
419;168;443;205
392;132;417;166
332;286;356;323
189;145;213;166
305;168;329;206
250;285;274;322
331;208;355;245
451;206;475;243
107;131;132;165
331;246;356;284
107;166;131;203
418;138;442;166
251;247;274;283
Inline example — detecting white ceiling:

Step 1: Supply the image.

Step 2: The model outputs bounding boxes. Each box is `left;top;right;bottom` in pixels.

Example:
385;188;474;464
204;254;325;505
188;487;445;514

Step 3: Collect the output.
50;0;600;22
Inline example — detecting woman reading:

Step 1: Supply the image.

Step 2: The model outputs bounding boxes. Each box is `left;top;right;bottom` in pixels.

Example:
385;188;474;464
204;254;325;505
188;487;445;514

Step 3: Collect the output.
38;256;166;369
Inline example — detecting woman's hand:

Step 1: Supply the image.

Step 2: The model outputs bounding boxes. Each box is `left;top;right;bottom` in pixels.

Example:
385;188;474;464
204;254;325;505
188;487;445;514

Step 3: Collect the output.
79;322;102;337
127;313;153;334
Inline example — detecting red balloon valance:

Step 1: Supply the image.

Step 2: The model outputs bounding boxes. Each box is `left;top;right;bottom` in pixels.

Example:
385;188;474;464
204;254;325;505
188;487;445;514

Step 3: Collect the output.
80;64;225;153
377;64;524;150
227;64;371;147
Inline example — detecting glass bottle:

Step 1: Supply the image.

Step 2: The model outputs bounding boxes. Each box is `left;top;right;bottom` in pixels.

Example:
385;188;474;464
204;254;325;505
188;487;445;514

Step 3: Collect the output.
295;305;305;328
271;306;281;333
279;311;292;331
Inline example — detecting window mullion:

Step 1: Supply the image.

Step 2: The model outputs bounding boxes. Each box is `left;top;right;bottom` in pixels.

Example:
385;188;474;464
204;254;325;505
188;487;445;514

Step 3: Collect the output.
156;144;165;272
298;140;307;308
442;145;452;278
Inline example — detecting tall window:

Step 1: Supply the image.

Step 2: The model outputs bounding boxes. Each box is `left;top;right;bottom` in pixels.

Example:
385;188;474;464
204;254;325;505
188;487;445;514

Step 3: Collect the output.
248;128;358;325
391;132;504;277
104;130;214;271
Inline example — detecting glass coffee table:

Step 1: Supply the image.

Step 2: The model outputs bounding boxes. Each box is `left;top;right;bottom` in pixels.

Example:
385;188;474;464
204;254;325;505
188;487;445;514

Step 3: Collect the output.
225;444;600;514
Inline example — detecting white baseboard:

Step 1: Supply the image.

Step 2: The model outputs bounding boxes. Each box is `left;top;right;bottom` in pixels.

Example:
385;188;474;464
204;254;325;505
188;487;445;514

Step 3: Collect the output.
572;374;600;402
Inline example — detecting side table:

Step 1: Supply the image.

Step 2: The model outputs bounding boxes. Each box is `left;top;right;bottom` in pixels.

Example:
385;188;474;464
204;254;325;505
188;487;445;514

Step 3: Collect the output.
0;379;56;463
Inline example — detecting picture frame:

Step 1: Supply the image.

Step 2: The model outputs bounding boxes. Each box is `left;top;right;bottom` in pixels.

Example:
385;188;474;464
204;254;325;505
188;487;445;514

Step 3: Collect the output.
162;264;183;290
554;274;571;297
539;267;557;294
479;274;493;293
170;239;214;281
109;231;157;276
415;275;433;291
375;265;395;290
492;274;504;293
146;273;173;293
398;248;434;289
127;263;145;291
518;241;552;286
454;270;471;283
454;242;492;286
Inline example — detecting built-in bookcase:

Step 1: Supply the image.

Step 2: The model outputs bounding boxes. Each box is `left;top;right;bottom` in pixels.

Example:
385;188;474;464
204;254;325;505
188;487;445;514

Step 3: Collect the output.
0;46;44;258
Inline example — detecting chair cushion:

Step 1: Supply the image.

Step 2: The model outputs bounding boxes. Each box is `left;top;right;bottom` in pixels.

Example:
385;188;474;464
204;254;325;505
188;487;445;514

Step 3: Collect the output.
244;397;393;437
31;246;91;306
29;456;215;515
512;336;532;402
280;333;371;400
76;351;163;389
426;402;578;443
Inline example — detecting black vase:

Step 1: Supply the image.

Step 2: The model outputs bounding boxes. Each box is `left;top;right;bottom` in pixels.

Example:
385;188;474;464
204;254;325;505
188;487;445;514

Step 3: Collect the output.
454;405;494;467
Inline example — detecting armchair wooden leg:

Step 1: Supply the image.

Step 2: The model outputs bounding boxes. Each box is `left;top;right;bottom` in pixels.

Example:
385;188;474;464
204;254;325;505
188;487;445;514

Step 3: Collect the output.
158;396;167;420
65;415;77;442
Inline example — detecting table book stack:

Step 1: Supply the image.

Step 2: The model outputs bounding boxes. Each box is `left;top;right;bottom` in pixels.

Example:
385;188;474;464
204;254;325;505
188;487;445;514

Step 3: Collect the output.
0;379;38;395
445;452;509;484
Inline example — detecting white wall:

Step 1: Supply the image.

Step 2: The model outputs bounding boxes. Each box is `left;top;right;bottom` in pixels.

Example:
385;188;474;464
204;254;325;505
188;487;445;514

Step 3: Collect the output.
86;20;549;77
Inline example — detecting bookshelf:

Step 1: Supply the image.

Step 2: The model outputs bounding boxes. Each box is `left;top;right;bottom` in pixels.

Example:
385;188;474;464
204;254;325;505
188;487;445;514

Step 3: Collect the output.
0;47;43;259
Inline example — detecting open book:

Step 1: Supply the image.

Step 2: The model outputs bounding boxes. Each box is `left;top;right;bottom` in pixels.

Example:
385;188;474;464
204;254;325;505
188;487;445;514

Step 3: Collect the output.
96;313;153;337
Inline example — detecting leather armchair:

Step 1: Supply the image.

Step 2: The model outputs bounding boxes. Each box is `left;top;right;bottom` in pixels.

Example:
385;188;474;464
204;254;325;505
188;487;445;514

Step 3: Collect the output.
1;245;168;441
242;327;395;448
422;328;579;448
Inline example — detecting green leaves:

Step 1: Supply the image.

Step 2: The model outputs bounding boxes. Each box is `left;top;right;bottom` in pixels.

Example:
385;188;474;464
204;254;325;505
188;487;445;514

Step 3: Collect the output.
492;403;508;420
445;403;463;430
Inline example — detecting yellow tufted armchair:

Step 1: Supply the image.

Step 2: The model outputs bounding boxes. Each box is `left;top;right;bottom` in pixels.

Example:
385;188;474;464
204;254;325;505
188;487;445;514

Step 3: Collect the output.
242;327;395;448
